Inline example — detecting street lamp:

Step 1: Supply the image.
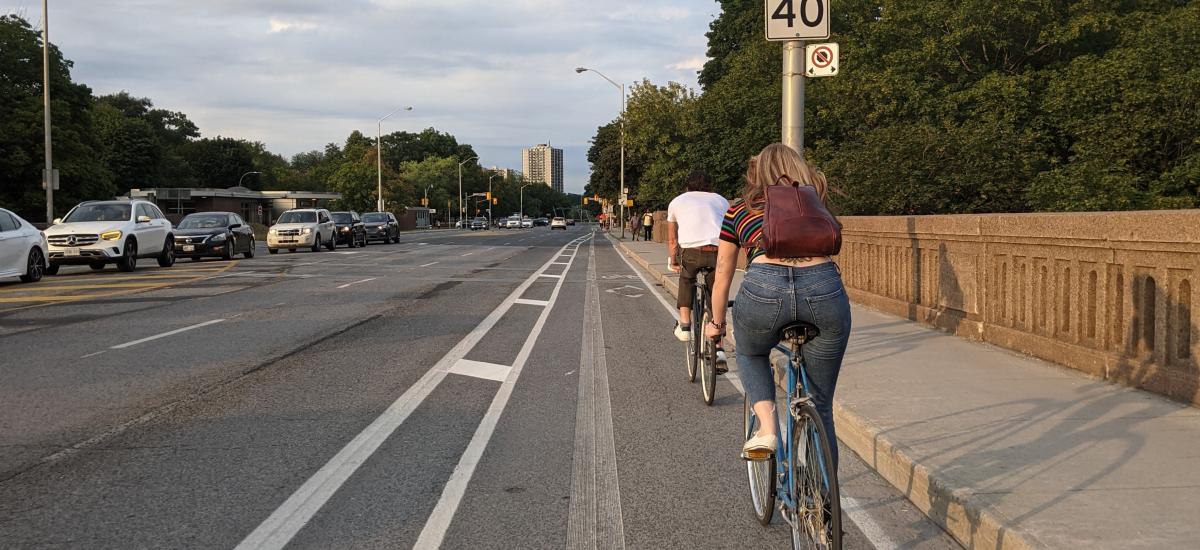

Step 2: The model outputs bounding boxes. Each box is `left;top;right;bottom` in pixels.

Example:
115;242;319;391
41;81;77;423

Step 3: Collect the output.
377;106;413;212
238;171;261;187
576;66;626;238
519;183;532;225
457;156;478;225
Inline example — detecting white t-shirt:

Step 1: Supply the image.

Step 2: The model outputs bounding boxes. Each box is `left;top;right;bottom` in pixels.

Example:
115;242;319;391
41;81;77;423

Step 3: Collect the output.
667;191;730;248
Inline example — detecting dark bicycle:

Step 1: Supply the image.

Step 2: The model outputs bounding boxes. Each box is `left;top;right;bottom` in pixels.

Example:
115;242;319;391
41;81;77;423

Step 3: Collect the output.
735;300;842;549
683;266;718;405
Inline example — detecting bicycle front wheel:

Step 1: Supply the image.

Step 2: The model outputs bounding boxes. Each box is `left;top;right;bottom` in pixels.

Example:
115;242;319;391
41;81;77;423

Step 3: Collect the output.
789;402;842;550
684;288;703;382
744;395;776;526
699;307;716;405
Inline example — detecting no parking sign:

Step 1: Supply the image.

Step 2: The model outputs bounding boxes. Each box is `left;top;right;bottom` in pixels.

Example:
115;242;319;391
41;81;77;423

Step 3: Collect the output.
805;42;839;77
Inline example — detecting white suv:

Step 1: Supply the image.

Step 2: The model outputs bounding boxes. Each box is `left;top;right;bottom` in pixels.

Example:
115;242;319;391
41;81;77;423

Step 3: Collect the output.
267;208;336;254
45;200;175;274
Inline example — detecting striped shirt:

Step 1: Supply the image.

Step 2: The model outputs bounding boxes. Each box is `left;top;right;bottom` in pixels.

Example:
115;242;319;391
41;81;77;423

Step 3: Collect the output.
719;201;767;262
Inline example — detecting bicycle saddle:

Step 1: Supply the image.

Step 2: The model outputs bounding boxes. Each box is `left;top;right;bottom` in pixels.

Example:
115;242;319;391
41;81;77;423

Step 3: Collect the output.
779;321;819;344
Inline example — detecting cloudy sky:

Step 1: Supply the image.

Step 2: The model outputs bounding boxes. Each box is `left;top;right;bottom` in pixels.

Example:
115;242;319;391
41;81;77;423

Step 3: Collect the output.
9;0;720;194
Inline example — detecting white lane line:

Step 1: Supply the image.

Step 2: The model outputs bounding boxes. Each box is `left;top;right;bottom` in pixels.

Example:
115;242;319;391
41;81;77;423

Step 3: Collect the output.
336;277;377;289
334;251;360;255
110;319;226;350
551;261;570;266
80;350;106;359
514;298;550;307
538;273;563;279
567;237;626;549
843;497;901;550
236;236;588;550
461;252;474;256
448;359;512;382
413;233;592;548
419;262;439;268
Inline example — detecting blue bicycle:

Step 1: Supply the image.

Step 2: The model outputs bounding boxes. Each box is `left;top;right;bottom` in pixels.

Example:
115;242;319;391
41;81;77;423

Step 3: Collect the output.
739;309;842;549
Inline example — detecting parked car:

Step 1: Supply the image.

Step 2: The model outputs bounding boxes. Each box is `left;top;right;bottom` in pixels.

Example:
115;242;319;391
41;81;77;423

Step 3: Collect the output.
566;218;576;226
521;217;534;229
505;215;522;229
550;217;567;230
533;217;549;227
45;200;175;274
362;212;400;243
174;212;255;261
0;208;49;283
332;211;367;247
470;217;488;230
267;208;336;254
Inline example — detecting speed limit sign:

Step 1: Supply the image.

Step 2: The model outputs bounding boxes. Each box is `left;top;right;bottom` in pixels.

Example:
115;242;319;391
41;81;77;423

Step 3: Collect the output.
765;0;830;41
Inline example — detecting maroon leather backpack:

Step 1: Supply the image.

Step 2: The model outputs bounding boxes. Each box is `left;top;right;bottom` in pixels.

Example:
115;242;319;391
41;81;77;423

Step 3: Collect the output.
759;180;842;258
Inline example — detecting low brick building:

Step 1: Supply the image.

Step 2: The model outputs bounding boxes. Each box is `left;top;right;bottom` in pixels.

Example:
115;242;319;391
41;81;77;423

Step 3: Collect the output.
126;187;341;225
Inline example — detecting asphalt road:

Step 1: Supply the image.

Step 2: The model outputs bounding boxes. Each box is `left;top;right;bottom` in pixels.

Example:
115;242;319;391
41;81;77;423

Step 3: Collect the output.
0;226;960;549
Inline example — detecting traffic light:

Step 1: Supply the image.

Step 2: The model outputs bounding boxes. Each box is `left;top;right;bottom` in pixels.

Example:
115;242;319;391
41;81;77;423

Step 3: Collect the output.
486;192;492;200
583;197;589;204
492;198;498;205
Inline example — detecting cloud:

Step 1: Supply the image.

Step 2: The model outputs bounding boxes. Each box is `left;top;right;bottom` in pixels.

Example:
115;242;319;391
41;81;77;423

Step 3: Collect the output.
44;0;720;193
668;56;707;72
267;18;318;33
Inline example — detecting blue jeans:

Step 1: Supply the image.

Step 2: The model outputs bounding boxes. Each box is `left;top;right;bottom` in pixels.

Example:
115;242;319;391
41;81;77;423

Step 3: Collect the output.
733;262;852;466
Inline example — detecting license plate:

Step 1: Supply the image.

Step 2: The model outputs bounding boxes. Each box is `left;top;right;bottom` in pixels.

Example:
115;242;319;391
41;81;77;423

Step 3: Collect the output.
182;245;195;252
280;239;295;244
63;247;80;256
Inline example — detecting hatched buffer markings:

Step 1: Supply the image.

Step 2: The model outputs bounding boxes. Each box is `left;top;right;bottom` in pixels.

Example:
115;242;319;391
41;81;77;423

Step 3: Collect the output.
0;263;238;312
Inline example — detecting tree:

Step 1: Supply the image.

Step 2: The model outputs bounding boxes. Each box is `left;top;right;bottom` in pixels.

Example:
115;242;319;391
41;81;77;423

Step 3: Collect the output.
0;15;114;222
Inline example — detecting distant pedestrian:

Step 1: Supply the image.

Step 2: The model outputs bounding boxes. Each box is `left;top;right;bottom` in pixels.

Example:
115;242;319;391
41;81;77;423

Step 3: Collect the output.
642;211;654;241
630;211;642;241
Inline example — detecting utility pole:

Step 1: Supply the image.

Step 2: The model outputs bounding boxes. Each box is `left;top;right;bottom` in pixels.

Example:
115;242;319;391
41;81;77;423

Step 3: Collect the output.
377;106;412;212
457;156;478;226
781;40;805;155
42;0;54;224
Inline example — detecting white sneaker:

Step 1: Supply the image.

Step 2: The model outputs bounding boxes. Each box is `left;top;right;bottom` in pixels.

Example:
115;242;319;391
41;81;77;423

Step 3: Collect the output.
742;432;777;460
674;323;691;342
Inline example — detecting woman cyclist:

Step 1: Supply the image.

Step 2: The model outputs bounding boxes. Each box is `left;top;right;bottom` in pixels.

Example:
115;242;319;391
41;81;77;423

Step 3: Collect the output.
706;143;852;465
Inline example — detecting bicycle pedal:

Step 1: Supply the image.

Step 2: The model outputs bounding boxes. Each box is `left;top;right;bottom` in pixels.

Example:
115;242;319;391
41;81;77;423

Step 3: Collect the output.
741;449;773;461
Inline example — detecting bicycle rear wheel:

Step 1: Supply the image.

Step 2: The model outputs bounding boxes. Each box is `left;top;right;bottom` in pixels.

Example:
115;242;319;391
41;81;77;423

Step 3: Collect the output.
699;306;716;405
744;395;776;526
788;402;842;550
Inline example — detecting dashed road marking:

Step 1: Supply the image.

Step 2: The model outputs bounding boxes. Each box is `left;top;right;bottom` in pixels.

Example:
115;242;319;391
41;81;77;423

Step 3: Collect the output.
336;278;377;289
110;319;226;350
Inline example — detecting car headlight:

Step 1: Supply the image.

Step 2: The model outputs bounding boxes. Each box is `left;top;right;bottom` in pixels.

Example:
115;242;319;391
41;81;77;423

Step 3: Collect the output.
210;233;227;242
269;228;278;235
300;227;312;235
100;230;122;241
340;227;350;232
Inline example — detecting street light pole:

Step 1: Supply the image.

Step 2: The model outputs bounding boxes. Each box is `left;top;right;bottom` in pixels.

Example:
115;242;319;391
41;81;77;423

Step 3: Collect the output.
457;156;478;226
576;67;626;238
377;106;413;212
519;183;532;224
42;0;53;224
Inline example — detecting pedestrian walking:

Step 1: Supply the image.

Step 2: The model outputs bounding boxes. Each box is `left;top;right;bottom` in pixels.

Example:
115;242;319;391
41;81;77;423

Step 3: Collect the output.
641;211;654;241
630;211;642;241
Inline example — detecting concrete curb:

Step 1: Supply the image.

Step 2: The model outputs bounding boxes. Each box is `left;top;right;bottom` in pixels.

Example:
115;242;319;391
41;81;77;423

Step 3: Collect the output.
609;236;1039;550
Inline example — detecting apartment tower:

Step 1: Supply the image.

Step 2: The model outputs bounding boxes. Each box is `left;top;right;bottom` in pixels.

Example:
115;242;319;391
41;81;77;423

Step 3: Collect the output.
521;144;564;193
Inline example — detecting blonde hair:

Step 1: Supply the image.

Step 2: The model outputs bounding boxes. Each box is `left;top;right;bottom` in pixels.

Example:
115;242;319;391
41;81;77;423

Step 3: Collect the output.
741;143;830;212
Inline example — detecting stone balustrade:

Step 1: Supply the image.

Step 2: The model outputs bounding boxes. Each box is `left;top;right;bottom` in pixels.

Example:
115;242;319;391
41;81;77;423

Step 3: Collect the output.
838;211;1200;406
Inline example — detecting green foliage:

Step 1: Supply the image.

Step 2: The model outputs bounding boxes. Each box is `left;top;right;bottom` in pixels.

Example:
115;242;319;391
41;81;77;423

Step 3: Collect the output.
590;0;1200;215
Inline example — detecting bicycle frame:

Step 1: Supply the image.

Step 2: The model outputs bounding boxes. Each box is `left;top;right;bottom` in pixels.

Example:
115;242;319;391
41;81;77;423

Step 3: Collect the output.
769;340;834;522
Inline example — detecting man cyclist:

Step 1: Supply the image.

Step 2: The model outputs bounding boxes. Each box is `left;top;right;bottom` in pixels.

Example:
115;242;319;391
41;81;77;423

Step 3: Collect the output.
667;170;731;372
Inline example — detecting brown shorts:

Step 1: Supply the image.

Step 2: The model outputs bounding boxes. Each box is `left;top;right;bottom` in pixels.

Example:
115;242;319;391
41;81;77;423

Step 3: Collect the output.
677;247;718;309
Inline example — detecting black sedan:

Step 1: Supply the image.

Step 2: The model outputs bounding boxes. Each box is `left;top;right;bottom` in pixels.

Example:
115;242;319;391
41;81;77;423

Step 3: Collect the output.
332;211;367;247
173;212;255;261
362;211;400;244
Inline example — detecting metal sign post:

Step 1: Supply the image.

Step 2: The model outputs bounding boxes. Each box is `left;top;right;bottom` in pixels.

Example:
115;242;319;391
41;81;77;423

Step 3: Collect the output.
765;0;831;156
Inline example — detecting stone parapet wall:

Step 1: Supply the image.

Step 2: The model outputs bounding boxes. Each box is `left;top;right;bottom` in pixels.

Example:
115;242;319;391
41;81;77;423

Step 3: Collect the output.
839;211;1200;406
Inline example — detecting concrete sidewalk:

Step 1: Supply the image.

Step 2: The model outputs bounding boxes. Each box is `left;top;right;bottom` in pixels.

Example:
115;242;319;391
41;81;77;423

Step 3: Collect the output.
607;231;1200;550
